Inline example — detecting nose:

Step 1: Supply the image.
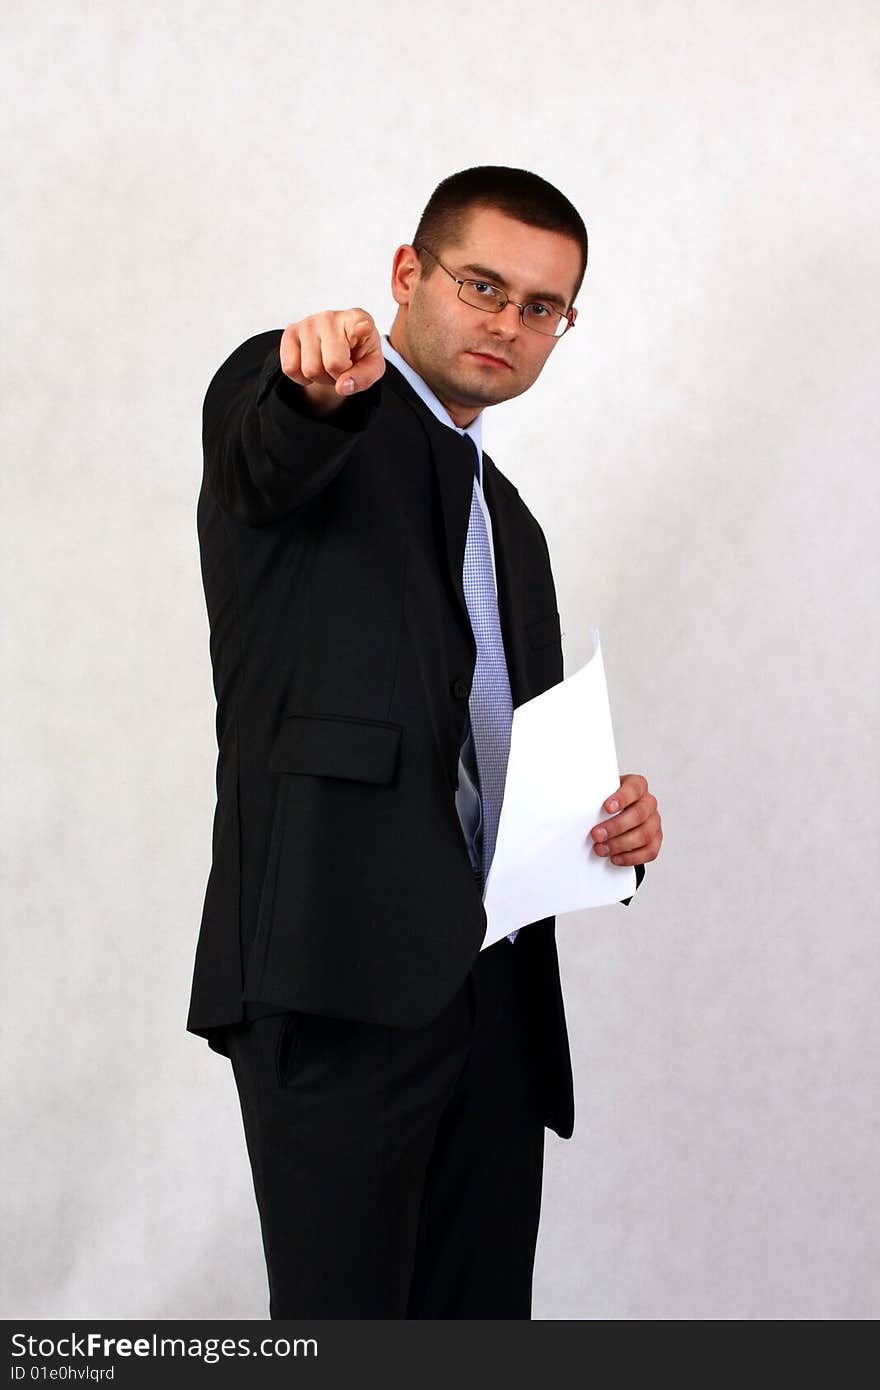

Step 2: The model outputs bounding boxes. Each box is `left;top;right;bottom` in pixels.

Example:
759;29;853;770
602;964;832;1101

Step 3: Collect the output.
487;300;521;338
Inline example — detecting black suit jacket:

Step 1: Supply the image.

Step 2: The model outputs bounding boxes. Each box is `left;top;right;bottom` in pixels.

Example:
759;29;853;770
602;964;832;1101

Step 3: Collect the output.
186;328;643;1139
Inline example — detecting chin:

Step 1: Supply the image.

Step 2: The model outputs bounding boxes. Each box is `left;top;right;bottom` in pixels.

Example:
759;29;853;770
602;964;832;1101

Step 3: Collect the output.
459;364;518;398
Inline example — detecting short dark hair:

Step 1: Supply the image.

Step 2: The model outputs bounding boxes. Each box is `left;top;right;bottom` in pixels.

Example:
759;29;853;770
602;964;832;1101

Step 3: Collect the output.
412;165;588;307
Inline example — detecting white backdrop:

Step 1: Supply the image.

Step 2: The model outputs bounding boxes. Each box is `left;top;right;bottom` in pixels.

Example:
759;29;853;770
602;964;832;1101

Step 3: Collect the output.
3;0;877;1320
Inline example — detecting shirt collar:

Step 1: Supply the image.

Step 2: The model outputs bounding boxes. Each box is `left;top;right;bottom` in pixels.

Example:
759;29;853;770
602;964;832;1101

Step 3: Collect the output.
381;334;484;484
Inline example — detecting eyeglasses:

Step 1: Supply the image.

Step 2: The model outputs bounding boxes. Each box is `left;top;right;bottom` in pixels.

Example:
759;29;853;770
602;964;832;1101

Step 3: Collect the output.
414;244;576;338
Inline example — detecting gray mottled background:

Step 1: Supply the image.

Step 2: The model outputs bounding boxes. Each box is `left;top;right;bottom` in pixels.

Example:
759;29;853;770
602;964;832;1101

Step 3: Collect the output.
3;0;877;1319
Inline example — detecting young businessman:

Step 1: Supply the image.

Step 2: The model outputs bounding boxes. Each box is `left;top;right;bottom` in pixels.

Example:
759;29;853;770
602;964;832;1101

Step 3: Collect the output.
187;166;662;1318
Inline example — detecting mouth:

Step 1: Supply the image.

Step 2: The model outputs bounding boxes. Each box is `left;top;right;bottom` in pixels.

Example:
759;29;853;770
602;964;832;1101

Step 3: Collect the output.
467;350;512;369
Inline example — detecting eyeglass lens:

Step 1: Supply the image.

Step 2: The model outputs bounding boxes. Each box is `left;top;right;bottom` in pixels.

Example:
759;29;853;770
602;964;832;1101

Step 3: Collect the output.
458;280;565;336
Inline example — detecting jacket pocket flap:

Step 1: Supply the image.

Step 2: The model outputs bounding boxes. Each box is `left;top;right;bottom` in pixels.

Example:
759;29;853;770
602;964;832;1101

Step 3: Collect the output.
270;714;402;784
526;610;562;650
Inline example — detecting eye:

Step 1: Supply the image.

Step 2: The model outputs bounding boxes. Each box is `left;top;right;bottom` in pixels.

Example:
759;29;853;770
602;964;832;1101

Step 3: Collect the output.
472;281;500;298
526;303;552;318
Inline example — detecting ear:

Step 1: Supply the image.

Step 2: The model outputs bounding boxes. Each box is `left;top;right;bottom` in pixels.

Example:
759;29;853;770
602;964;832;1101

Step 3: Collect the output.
390;244;421;307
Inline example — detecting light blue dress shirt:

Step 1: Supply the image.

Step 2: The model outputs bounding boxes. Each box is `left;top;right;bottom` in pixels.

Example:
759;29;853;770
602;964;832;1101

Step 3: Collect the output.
381;333;509;908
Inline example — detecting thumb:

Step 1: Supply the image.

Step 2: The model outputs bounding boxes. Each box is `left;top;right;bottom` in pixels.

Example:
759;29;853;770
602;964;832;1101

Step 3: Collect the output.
336;350;385;396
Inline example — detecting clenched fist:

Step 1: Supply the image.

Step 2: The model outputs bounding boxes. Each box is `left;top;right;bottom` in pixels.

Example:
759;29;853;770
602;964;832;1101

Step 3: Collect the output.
279;308;386;415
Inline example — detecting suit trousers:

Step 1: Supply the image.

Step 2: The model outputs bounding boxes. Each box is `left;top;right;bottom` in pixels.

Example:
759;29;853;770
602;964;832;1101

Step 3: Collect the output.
226;932;547;1318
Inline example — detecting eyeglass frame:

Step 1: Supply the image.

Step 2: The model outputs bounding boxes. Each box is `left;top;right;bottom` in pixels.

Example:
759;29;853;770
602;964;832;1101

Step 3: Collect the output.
413;244;577;338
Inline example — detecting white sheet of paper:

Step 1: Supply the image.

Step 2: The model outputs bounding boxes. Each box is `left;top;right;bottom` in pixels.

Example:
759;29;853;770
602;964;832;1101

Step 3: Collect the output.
481;629;636;949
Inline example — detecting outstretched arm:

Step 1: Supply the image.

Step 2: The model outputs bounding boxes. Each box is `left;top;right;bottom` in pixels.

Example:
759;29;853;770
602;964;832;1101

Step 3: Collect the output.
204;309;386;525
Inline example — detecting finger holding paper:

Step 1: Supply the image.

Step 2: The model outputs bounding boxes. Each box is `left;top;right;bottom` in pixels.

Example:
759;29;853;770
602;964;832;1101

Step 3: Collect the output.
590;775;663;865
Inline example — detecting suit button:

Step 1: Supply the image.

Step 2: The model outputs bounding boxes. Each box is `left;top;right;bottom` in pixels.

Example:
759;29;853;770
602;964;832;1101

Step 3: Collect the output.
452;677;471;699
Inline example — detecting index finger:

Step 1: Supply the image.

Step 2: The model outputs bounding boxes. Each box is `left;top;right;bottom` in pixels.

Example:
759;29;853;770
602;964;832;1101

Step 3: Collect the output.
603;774;646;814
342;310;377;353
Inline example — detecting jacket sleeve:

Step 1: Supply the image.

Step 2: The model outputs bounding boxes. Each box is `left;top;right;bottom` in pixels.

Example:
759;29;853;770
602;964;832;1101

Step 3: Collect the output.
620;861;646;906
203;329;384;525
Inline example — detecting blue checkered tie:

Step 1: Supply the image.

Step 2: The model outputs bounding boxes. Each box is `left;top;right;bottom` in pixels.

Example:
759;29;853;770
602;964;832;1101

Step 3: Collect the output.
461;434;518;944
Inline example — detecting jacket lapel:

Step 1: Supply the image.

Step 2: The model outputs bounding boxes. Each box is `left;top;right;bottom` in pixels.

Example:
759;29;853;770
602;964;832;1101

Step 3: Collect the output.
382;361;529;706
382;363;474;637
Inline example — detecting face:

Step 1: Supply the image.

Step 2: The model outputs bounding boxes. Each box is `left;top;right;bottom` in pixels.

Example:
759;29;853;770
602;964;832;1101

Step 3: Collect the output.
388;205;582;427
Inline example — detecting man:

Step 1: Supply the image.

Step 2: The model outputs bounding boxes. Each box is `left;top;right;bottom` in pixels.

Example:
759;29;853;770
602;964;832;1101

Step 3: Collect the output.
187;166;662;1319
